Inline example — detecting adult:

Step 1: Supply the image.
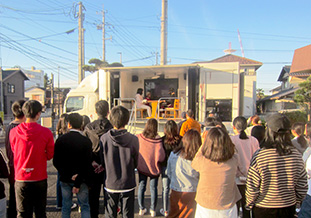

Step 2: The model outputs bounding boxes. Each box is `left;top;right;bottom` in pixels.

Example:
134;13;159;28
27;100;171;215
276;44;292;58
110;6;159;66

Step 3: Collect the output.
291;122;308;154
137;119;165;217
10;100;54;217
84;100;113;218
192;127;241;218
231;116;259;218
5;99;25;218
179;109;201;136
167;129;201;218
53;113;93;218
0;150;9;217
177;112;186;133
160;120;182;217
245;115;261;136
246;113;308;218
135;88;151;117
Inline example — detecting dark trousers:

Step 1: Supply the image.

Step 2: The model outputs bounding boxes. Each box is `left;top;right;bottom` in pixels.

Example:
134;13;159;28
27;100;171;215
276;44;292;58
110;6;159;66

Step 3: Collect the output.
89;172;104;218
105;190;134;218
237;185;250;218
252;205;296;218
8;166;17;218
15;179;47;218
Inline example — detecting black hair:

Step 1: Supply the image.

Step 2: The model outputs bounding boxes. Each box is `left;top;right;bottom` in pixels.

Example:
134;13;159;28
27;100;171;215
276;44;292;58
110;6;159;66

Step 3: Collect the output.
109;105;129;129
233;116;248;140
186;109;194;118
137;88;143;95
292;122;307;150
22;100;42;119
261;127;293;156
204;117;217;126
67;113;83;129
95;100;109;117
251;125;265;146
12;99;26;119
81;115;91;131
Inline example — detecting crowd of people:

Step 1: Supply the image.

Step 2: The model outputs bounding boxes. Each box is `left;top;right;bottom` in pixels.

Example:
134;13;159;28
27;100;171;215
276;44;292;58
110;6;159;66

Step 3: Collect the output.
1;99;311;218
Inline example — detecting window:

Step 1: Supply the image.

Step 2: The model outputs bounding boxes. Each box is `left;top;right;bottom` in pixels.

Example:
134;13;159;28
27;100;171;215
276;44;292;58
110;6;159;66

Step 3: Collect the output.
65;96;84;112
7;84;15;94
32;95;40;101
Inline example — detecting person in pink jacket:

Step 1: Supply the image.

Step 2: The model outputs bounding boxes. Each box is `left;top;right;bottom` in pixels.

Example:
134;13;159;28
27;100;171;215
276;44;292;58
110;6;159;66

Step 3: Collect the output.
137;118;165;217
231;116;259;218
9;100;54;218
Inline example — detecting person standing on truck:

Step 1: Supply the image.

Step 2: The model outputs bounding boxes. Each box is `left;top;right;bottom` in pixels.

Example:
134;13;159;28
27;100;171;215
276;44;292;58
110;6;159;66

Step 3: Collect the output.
84;100;113;218
135;88;151;117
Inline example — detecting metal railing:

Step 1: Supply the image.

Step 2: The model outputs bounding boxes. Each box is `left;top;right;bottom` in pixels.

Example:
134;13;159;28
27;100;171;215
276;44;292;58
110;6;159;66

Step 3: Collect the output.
113;98;137;134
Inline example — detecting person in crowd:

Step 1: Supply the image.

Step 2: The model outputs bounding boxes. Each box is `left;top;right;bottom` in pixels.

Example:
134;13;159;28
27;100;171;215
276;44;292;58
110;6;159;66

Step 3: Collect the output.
302;122;311;163
137;119;165;217
84;100;113;218
5;99;25;218
167;129;200;218
135;88;151;117
56;113;69;137
9;100;54;217
53;113;93;218
291;122;308;154
0;150;9;218
160;120;182;217
179;109;201;136
201;116;223;143
192;127;241;218
251;125;266;146
81;115;91;131
246;113;308;218
177;112;187;133
231;116;259;218
100;105;139;218
245;115;261;135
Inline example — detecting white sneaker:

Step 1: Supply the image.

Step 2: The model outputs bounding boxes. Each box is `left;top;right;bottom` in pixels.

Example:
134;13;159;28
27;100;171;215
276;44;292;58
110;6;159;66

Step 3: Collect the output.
139;208;147;216
160;208;168;217
150;209;156;217
71;203;77;210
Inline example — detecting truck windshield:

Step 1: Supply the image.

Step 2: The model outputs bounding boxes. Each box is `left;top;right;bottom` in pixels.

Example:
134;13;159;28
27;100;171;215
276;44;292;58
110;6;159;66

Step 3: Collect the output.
66;96;84;112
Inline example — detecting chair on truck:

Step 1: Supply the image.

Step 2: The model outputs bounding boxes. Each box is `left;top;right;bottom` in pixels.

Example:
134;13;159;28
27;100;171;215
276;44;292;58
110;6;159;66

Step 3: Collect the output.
164;99;180;118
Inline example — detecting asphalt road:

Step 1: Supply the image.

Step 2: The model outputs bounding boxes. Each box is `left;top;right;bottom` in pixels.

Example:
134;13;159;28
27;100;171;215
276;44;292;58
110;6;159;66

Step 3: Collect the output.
0;142;164;218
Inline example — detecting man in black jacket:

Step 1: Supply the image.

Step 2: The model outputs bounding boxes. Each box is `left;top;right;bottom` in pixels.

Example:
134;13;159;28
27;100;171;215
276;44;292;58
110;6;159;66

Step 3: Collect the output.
53;113;92;218
84;100;113;218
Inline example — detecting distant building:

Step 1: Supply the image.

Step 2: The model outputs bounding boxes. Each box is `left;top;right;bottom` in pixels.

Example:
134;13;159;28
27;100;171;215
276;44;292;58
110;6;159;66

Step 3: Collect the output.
25;86;46;107
7;66;44;90
289;44;311;84
1;69;29;118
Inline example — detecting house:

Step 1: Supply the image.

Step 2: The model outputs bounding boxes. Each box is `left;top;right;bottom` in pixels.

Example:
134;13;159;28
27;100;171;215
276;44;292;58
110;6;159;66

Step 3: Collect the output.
195;54;263;120
1;69;29;118
289;44;311;84
257;66;299;113
25;86;46;107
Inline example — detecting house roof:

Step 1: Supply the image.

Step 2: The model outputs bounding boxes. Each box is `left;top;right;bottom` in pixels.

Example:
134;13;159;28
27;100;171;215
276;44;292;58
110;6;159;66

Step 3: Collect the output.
194;54;263;70
270;85;281;92
25;86;45;92
277;65;291;81
290;44;311;76
2;69;29;81
259;87;299;102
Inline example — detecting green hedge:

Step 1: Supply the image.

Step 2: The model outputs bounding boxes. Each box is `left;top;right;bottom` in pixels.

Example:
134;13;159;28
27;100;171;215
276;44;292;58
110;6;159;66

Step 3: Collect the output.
281;110;307;124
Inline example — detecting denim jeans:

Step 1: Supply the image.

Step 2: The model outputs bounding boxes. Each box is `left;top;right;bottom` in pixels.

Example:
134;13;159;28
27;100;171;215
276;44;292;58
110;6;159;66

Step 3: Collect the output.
61;182;90;218
138;173;159;211
161;167;170;212
299;194;311;218
15;179;47;218
56;172;62;208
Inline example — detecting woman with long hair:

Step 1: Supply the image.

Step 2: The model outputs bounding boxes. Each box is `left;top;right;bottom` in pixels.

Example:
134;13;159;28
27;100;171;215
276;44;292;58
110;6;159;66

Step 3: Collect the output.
291;122;308;154
246;113;308;218
167;129;201;218
137;119;165;217
231;116;259;218
56;113;69;137
192;127;241;218
160;120;182;217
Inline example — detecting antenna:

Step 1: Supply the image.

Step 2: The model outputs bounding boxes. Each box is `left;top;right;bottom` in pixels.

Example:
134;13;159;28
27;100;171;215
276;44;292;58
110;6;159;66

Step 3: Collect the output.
223;42;236;54
237;29;245;57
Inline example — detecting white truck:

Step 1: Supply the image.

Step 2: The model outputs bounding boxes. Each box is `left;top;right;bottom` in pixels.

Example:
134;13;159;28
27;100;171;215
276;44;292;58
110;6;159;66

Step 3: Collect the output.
64;62;256;123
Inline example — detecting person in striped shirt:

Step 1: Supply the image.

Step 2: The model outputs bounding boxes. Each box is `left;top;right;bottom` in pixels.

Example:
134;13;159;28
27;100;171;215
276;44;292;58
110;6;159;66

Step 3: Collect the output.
245;113;308;218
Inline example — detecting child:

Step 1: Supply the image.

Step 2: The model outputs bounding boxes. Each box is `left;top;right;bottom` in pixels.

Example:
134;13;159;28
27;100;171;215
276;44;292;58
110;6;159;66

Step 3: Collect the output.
100;106;139;218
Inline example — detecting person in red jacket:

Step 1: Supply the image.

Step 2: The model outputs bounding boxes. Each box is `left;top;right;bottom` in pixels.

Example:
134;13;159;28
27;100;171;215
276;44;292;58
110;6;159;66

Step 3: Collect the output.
9;100;54;218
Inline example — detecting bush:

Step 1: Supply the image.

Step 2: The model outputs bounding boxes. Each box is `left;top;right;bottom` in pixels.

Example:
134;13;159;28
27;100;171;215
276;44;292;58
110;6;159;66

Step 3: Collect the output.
281;110;307;124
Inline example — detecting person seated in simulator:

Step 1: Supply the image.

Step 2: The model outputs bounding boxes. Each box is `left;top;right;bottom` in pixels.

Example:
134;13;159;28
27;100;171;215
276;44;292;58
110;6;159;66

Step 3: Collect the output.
135;88;151;117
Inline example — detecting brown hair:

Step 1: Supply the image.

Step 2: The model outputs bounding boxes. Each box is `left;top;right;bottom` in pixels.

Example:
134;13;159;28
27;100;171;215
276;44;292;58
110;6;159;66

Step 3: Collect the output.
175;129;201;160
164;120;181;150
142;118;158;139
201;127;235;162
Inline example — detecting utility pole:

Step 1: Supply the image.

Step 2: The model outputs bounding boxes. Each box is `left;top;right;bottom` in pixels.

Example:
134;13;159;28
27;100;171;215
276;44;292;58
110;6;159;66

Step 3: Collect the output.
51;73;55;132
0;67;3;118
58;66;60;116
78;2;85;84
160;0;168;65
117;52;122;64
102;4;106;62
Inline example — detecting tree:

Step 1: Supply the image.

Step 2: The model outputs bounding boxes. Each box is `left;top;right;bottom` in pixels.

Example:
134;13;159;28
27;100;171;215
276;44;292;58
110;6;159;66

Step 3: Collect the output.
43;73;49;89
83;58;123;73
256;88;265;100
294;76;311;121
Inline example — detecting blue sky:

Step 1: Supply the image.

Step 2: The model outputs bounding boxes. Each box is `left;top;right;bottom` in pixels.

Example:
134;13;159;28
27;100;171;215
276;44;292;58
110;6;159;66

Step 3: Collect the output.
0;0;311;93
